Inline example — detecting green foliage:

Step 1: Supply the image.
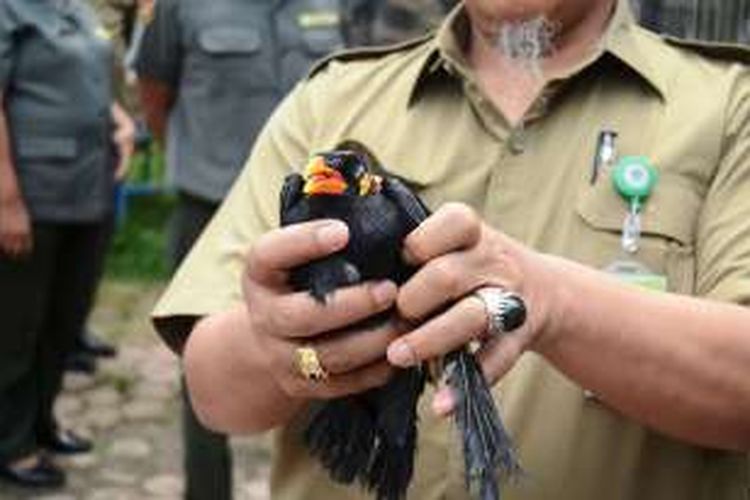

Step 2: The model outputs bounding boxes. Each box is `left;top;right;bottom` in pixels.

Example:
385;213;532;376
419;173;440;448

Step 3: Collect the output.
105;145;174;282
105;192;175;281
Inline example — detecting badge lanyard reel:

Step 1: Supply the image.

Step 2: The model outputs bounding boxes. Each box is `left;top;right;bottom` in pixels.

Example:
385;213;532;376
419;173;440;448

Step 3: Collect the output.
605;156;666;290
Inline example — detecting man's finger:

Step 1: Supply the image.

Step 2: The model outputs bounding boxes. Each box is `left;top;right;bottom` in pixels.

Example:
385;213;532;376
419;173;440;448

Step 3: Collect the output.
247;220;349;286
260;280;398;339
314;360;395;400
397;251;490;321
281;359;395;401
403;203;482;265
311;318;406;375
476;334;524;386
387;296;487;368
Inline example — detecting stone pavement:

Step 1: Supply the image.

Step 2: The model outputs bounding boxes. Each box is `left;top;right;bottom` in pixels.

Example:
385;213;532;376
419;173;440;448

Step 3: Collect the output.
0;282;271;500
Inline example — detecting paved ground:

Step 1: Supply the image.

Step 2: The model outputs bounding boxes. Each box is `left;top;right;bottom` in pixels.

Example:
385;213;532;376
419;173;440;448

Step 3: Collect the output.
0;281;272;500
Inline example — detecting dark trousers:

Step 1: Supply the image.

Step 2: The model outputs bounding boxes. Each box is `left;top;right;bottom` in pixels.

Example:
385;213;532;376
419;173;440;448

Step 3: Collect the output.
0;222;106;463
170;192;232;500
76;203;116;344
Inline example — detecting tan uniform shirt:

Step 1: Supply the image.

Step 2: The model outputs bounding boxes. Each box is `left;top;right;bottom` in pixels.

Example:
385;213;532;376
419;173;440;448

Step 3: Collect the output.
153;0;750;498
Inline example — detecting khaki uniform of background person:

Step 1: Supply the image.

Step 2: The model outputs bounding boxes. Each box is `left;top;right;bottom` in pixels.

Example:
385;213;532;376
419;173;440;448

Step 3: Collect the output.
152;0;750;499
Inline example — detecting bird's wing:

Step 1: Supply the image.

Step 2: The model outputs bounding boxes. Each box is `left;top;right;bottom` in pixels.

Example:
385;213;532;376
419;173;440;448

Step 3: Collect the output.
381;177;431;230
280;173;305;225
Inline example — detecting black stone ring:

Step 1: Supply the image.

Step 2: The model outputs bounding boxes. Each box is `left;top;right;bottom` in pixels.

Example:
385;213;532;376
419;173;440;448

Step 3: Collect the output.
472;287;527;337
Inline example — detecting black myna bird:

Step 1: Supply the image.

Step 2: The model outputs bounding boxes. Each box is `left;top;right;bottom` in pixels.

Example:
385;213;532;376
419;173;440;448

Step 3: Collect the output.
280;143;524;500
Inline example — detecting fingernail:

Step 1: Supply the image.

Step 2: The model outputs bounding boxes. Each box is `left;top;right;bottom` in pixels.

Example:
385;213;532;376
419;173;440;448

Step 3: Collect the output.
316;221;348;250
432;388;456;417
372;280;397;307
387;339;417;367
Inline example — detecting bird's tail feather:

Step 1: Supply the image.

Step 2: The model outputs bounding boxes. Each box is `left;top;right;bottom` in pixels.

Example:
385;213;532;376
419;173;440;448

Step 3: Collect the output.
304;398;375;484
445;350;521;500
304;368;426;500
364;368;426;500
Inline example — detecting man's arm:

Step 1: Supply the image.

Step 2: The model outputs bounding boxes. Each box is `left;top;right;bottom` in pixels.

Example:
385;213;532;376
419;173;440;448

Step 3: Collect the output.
137;77;174;143
540;259;750;450
133;0;182;142
0;93;32;257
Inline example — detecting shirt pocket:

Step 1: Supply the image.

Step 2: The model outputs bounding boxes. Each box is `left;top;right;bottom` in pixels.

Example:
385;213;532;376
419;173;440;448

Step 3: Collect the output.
198;27;262;55
193;27;271;91
575;174;702;295
15;136;80;202
16;137;78;161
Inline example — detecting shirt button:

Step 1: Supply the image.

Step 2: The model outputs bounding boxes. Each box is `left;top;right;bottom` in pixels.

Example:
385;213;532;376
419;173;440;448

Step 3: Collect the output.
508;130;525;155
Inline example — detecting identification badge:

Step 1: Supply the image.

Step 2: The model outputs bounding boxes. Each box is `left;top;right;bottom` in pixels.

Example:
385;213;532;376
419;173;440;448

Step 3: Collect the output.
605;259;667;292
297;11;340;29
95;26;112;41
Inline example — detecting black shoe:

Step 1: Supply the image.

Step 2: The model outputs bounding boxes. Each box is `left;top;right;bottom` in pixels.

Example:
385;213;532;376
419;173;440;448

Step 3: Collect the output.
40;430;93;455
0;454;66;488
64;351;97;375
77;330;117;358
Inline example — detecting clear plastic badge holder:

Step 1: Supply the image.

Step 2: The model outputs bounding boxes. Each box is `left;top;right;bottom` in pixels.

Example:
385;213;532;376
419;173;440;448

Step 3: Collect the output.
605;156;667;292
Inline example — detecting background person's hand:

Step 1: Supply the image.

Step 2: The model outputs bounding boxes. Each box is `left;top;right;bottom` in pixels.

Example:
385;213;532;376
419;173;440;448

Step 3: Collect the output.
242;219;404;402
386;203;561;415
0;193;32;258
111;104;136;181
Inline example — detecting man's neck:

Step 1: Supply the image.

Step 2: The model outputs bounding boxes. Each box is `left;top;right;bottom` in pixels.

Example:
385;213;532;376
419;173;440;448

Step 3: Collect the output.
467;0;616;125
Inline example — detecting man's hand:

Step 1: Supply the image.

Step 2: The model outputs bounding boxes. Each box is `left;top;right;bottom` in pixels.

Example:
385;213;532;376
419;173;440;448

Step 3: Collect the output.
0;192;32;258
243;219;402;401
386;203;560;414
111;104;136;181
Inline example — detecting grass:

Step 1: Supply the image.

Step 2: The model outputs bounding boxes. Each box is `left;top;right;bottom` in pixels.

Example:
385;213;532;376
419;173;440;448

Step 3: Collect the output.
104;146;174;282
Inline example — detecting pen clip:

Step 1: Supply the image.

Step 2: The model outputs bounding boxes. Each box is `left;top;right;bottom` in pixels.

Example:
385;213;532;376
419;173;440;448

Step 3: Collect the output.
590;130;618;185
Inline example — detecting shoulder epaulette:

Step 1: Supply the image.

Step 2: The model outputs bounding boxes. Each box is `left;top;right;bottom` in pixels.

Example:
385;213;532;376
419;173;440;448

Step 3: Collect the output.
663;35;750;65
307;33;434;79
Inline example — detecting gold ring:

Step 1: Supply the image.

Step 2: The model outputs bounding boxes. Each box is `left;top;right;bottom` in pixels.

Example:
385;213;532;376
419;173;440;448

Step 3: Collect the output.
294;346;328;381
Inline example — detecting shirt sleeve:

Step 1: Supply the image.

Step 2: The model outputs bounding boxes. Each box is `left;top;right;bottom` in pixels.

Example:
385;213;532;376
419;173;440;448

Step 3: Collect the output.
133;0;183;86
695;65;750;306
150;79;317;354
0;1;17;89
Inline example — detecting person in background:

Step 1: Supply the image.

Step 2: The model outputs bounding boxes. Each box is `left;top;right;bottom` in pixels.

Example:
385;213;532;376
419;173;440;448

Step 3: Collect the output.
63;0;140;376
152;0;750;499
0;0;134;488
135;1;346;498
344;0;458;46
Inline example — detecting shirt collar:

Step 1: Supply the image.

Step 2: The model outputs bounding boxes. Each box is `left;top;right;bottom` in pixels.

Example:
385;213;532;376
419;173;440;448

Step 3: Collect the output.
409;0;667;104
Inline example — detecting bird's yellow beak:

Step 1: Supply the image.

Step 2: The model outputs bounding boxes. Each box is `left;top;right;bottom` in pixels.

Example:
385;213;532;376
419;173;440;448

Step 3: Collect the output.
303;157;347;195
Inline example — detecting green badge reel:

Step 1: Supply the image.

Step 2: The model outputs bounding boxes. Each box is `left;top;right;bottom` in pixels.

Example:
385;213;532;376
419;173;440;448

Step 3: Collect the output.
612;156;658;253
606;156;666;291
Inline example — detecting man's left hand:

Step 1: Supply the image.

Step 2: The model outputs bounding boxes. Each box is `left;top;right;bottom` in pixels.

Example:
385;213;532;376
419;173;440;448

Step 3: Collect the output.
386;202;561;415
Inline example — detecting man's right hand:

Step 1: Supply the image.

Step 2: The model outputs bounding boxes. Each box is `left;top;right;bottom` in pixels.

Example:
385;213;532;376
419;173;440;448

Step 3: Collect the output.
0;194;32;258
242;219;402;401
